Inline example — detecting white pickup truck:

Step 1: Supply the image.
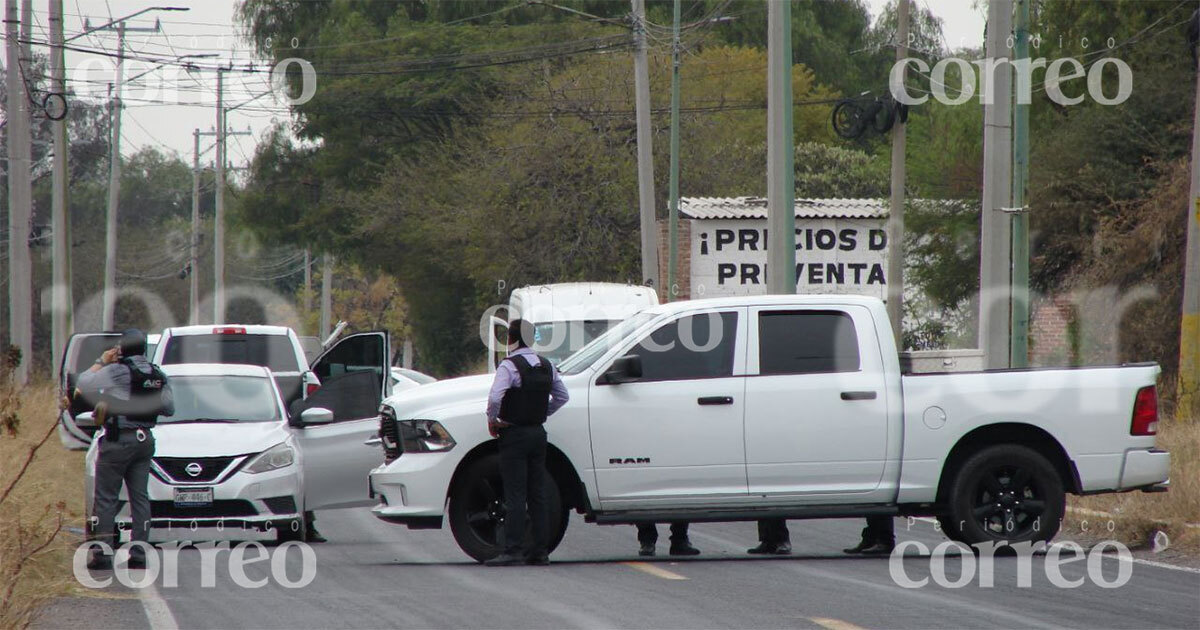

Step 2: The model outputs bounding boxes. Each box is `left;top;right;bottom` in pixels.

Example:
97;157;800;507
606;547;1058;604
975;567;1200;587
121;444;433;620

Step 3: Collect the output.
368;295;1170;561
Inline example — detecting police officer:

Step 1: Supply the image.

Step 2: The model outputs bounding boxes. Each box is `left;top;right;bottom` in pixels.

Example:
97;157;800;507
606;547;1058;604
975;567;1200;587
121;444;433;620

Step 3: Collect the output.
484;319;569;566
77;329;173;570
748;519;792;555
842;516;895;554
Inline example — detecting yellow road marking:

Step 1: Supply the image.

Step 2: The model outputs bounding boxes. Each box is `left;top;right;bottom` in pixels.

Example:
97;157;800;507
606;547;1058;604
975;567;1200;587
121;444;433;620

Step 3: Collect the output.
622;561;689;580
810;618;866;630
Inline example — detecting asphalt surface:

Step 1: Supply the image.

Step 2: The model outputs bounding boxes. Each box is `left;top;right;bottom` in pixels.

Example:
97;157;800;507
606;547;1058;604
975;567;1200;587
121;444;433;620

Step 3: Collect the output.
41;507;1200;630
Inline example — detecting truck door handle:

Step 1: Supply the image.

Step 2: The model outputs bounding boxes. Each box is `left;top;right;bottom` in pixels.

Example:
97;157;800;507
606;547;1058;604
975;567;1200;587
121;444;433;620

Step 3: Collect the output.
697;396;734;405
840;391;877;401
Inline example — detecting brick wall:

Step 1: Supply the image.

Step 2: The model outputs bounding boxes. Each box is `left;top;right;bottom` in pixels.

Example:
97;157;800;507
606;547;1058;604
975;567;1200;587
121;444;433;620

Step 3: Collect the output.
1029;296;1078;366
657;219;691;301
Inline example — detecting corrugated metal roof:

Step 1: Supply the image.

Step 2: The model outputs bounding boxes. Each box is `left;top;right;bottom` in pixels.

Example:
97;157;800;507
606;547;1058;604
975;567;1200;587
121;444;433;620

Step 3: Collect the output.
680;196;889;220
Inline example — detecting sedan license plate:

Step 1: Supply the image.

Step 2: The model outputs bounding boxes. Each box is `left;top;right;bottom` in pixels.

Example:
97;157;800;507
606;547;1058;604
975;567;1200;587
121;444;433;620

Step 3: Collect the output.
173;487;213;507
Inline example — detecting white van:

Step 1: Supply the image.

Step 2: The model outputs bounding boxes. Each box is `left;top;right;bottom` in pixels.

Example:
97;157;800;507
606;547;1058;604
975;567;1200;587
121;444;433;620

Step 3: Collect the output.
491;283;659;367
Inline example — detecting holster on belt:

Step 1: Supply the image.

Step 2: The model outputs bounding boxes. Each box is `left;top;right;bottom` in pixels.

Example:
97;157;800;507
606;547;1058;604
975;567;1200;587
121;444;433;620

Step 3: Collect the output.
96;401;118;443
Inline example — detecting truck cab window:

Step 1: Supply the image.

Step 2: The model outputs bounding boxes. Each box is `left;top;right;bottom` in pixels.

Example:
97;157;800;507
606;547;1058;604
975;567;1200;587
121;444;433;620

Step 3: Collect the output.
625;311;737;381
758;311;859;375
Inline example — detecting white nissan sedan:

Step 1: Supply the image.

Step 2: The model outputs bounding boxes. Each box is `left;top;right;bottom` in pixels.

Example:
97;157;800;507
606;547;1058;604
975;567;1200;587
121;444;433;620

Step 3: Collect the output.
82;356;390;543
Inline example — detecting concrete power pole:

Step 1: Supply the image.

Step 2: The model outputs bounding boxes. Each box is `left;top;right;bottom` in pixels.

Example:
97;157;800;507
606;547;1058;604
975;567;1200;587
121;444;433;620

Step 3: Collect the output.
319;255;333;340
101;23;126;330
1179;0;1200;418
885;0;909;344
213;70;227;323
6;0;32;383
303;249;312;318
666;0;682;301
1010;0;1032;368
631;0;658;290
979;0;1014;369
50;0;73;378
190;129;204;325
766;0;796;294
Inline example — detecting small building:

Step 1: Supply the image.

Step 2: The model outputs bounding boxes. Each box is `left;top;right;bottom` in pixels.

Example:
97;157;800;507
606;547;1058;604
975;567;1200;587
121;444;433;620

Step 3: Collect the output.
658;196;890;300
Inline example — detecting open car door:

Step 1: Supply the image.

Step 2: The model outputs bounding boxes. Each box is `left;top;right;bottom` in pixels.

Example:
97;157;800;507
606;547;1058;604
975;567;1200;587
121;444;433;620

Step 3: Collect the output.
58;332;121;449
292;331;391;510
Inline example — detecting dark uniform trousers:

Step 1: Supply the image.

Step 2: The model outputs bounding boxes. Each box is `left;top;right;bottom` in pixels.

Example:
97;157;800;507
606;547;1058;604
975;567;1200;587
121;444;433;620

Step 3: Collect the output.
865;515;895;545
637;522;689;545
498;424;549;557
92;429;156;554
758;518;791;545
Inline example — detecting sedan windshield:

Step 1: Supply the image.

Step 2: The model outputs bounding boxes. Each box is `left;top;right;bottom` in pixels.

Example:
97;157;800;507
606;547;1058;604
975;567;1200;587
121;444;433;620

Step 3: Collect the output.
159;375;281;424
557;313;656;375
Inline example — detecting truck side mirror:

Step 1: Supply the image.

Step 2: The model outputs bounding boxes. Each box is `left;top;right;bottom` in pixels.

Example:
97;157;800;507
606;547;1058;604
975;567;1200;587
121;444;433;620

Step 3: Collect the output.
601;355;642;385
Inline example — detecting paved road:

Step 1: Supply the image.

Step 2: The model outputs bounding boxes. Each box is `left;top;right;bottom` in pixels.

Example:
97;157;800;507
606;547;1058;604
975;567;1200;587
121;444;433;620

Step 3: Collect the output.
57;507;1199;630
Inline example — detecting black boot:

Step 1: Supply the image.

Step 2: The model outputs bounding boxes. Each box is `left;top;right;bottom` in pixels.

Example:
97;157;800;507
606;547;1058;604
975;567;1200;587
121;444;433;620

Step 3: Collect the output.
747;542;778;554
87;552;113;571
859;539;895;555
638;543;656;557
669;541;700;556
485;553;524;566
843;527;876;554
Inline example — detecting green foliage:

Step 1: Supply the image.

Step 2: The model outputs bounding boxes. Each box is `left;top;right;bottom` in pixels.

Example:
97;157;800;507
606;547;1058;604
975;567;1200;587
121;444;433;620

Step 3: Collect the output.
793;141;888;198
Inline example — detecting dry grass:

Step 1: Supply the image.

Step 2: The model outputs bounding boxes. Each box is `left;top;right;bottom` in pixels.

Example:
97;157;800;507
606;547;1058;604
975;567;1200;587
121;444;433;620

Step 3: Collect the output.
1066;418;1200;551
0;383;88;630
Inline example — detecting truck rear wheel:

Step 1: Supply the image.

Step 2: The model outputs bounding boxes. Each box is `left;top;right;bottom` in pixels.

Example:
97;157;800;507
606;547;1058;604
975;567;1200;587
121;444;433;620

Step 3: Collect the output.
943;444;1064;547
448;453;567;563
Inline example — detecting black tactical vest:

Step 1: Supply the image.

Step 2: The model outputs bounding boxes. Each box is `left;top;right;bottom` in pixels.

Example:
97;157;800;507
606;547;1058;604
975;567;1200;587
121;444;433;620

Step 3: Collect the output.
106;358;169;425
498;354;553;426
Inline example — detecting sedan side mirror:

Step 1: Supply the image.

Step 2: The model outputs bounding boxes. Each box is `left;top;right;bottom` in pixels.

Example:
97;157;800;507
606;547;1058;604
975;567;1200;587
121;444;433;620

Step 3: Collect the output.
600;355;642;385
299;407;335;425
75;411;96;427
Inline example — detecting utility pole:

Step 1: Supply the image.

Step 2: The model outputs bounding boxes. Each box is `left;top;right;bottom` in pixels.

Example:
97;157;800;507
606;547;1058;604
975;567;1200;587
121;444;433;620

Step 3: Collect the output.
320;255;333;340
980;0;1014;369
102;24;125;330
6;0;31;383
96;18;161;330
303;249;312;317
666;0;682;301
213;69;227;323
631;0;658;290
1010;0;1031;368
766;0;796;294
1179;0;1200;418
190;129;208;325
884;0;909;343
49;0;72;378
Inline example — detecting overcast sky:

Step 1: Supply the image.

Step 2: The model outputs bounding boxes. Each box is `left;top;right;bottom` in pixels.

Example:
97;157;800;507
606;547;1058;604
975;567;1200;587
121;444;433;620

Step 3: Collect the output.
22;1;988;162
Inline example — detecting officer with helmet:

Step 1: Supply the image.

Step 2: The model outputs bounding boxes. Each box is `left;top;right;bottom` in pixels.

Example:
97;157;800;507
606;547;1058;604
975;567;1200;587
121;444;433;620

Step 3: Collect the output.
77;329;173;570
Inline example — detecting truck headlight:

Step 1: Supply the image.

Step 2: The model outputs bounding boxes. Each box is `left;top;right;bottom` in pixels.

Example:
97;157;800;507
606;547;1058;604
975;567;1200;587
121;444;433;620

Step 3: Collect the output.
243;443;295;474
398;420;456;453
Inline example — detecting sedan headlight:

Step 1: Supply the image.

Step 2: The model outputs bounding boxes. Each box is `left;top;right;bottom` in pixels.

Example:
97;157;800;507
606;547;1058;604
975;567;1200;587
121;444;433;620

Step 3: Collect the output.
397;420;456;453
243;443;295;474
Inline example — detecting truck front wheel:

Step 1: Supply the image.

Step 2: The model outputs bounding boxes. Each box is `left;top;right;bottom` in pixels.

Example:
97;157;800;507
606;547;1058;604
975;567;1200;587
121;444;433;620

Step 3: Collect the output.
448;453;568;563
943;444;1065;547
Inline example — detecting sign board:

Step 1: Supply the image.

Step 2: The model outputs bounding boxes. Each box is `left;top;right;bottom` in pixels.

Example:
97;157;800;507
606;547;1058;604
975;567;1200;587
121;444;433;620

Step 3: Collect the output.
689;217;889;299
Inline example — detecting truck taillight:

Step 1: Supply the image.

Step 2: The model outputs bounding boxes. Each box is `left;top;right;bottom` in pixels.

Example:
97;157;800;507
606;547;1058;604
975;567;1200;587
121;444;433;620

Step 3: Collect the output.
305;382;320;397
213;326;246;335
1131;386;1158;436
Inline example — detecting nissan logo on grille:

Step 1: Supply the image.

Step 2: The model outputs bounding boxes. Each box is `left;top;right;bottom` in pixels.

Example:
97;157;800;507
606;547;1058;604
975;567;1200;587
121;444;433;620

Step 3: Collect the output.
185;462;203;477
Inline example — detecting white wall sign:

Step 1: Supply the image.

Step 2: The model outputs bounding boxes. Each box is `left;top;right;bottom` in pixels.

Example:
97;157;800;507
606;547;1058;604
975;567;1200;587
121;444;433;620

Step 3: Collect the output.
689;218;889;299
